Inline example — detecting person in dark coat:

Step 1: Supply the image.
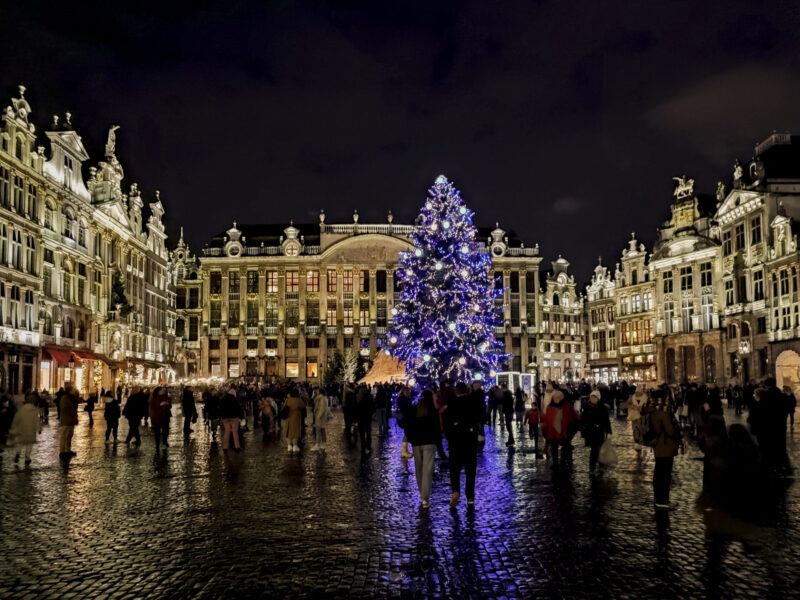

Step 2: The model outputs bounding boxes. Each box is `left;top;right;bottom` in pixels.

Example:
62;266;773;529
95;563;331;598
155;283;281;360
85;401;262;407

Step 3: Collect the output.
749;380;792;476
149;387;172;451
648;390;682;510
123;388;144;446
356;385;375;455
501;384;515;447
405;390;442;508
84;394;96;427
181;387;198;440
343;384;357;439
103;393;121;444
580;389;612;474
219;387;244;452
442;381;486;507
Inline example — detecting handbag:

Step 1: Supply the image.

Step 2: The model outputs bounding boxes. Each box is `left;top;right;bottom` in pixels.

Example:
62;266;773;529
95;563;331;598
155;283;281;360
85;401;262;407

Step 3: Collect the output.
598;439;618;466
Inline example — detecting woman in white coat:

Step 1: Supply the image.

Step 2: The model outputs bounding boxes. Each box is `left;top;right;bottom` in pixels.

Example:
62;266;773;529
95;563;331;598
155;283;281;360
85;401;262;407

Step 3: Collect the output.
10;395;40;465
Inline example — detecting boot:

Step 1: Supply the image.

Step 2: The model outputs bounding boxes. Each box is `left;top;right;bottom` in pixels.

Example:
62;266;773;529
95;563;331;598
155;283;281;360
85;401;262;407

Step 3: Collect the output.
401;441;413;459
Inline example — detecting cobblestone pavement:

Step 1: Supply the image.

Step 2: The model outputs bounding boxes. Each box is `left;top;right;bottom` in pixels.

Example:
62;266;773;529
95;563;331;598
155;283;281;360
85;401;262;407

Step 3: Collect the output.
1;406;799;599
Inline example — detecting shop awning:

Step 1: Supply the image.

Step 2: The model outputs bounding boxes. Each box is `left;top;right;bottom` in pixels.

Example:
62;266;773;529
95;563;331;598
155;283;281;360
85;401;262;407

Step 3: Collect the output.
73;350;100;361
43;347;82;366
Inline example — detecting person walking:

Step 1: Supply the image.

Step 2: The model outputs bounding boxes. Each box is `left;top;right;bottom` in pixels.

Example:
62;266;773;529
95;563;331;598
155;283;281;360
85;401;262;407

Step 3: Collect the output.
342;384;356;440
396;386;415;459
442;381;486;507
284;389;305;453
749;379;792;476
541;390;578;470
514;387;526;428
181;387;198;441
648;390;682;510
312;387;331;450
10;394;39;465
622;386;648;458
123;387;144;446
501;384;515;447
406;390;441;508
219;387;244;453
374;384;389;437
149;387;172;451
783;385;796;430
84;394;96;428
0;388;16;453
59;383;79;458
104;393;121;444
580;390;612;474
523;400;542;455
356;385;375;455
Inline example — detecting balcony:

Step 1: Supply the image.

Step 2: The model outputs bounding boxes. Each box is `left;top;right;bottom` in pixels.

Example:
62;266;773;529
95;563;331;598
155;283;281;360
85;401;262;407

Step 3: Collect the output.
264;326;277;335
246;326;258;336
495;326;506;334
327;325;337;335
209;327;221;336
306;325;319;335
376;326;386;335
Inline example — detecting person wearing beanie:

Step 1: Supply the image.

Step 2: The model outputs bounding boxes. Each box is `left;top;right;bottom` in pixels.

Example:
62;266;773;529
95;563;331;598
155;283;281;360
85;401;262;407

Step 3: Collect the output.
580;390;612;474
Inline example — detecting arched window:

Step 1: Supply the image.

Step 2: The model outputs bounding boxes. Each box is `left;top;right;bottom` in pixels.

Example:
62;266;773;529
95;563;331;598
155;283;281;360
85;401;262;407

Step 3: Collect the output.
78;220;87;247
15;135;23;161
77;318;86;342
742;321;751;337
552;293;560;306
62;316;74;338
44;201;55;230
63;206;76;239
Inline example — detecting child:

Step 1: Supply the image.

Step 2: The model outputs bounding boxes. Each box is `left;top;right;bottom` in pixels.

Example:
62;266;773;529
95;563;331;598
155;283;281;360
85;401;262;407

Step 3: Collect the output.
523;401;543;455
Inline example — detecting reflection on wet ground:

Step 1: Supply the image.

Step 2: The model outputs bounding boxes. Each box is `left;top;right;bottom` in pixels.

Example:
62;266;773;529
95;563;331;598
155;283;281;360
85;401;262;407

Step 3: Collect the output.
0;407;797;598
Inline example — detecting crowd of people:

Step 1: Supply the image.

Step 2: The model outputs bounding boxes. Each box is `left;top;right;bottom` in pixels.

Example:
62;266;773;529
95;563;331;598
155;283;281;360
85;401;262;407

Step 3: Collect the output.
0;373;796;515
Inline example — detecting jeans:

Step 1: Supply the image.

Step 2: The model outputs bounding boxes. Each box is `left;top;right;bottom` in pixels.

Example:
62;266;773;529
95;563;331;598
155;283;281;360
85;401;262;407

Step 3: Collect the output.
376;408;387;435
59;426;74;454
125;419;141;444
449;439;478;500
153;423;169;448
654;456;674;504
413;444;436;501
222;418;241;450
105;420;119;441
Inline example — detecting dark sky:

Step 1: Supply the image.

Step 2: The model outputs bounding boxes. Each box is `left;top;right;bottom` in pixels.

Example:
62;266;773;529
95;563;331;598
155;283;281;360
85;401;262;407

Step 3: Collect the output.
4;0;800;280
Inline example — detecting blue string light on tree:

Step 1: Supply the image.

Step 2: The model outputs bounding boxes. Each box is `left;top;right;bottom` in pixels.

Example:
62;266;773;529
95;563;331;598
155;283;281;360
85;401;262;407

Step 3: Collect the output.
386;174;509;390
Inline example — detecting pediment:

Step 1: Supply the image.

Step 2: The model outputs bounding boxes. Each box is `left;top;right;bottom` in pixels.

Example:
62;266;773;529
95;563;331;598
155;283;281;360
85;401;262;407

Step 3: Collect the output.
321;234;412;264
98;200;131;229
716;190;760;221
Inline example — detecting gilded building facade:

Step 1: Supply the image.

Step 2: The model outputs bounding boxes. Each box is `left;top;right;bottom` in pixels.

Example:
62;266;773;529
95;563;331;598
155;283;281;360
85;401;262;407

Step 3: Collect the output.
188;214;542;383
0;85;176;399
585;259;617;383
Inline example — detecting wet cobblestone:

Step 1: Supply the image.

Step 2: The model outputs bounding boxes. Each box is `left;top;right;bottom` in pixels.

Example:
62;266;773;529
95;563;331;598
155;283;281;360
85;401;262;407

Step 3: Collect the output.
1;407;799;599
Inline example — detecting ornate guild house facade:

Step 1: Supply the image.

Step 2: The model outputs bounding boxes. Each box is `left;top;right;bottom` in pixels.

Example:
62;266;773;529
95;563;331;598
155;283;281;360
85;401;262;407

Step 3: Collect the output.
0;85;175;399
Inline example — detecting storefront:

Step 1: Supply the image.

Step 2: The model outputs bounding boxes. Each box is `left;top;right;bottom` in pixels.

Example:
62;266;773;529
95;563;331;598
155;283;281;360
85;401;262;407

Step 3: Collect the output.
0;342;38;399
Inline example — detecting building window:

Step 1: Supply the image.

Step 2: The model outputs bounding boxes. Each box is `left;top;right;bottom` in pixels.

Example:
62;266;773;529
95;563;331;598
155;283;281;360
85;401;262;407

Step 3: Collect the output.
210;300;221;327
62;207;75;239
306;270;319;292
286;303;299;328
210;272;222;294
643;291;653;311
326;300;337;324
246;300;258;327
751;215;762;245
377;299;387;327
343;271;353;292
701;294;713;330
266;271;278;293
376;270;387;293
307;302;319;326
0;167;9;207
753;270;765;301
681;299;693;332
286;362;299;378
286;271;299;293
723;231;732;256
631;294;641;313
737;275;747;304
663;271;673;294
13;175;23;212
757;316;767;334
229;272;240;296
620;296;628;315
724;280;734;306
680;267;693;291
327;269;337;293
700;262;712;287
359;299;369;325
780;269;789;296
247;271;259;294
360;270;369;292
664;301;674;334
264;301;278;327
343;303;353;326
643;319;653;342
734;224;745;251
306;360;318;378
189;316;199;341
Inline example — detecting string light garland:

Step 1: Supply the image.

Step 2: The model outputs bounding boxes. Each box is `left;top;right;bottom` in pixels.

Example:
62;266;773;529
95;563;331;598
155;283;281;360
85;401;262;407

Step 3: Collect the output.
386;175;509;389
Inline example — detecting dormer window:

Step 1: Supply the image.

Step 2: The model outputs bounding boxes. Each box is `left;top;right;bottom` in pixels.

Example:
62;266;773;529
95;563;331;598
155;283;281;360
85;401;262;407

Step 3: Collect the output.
64;156;74;191
15;135;24;161
63;206;76;239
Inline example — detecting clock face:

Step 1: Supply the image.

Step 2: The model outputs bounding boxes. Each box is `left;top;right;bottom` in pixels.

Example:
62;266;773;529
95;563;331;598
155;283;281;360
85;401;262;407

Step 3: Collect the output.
228;246;240;257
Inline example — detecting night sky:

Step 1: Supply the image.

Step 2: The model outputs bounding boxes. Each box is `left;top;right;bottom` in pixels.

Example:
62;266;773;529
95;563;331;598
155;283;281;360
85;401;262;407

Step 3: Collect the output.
4;1;800;280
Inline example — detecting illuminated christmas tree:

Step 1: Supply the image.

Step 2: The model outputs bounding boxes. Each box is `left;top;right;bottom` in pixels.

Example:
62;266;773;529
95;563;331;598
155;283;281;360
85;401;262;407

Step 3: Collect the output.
387;175;508;389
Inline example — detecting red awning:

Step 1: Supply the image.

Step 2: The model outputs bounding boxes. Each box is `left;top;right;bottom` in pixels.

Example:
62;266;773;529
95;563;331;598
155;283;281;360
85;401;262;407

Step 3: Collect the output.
73;350;100;361
43;348;81;366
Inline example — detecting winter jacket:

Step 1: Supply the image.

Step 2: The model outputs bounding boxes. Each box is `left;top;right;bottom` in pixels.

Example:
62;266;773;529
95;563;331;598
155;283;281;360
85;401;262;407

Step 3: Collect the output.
541;400;578;441
523;408;542;426
149;394;172;425
181;390;197;419
313;394;331;427
104;400;121;422
501;390;515;416
60;394;79;427
405;402;442;447
219;393;244;420
356;392;375;425
284;395;305;439
580;402;611;447
10;403;39;444
442;390;485;442
650;408;679;458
